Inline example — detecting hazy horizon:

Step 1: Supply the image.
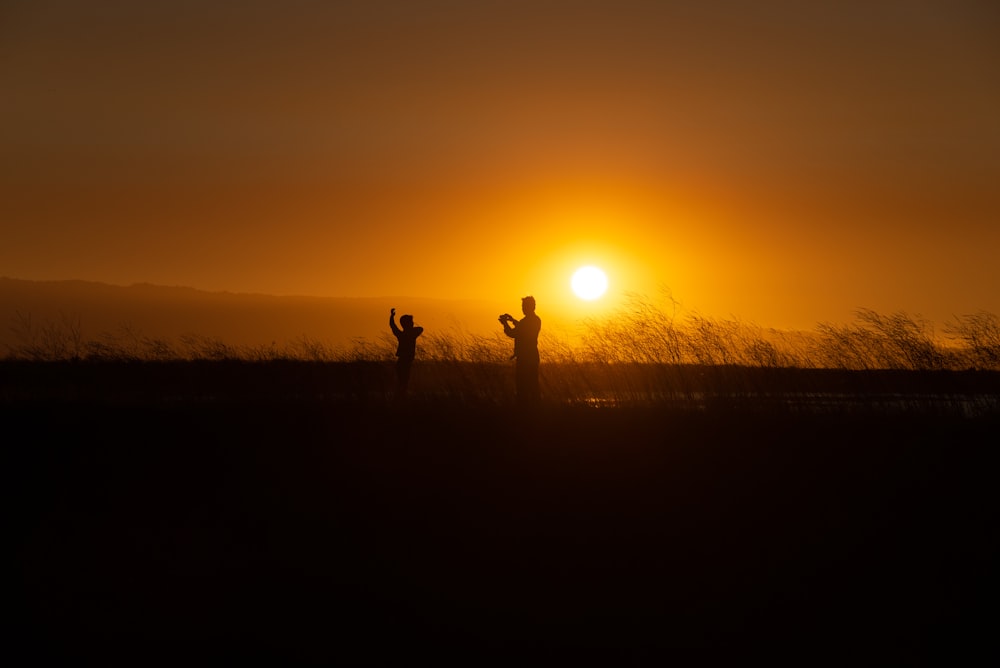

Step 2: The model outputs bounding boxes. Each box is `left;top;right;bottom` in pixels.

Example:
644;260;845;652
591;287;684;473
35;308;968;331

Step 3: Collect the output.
0;275;580;352
5;274;998;365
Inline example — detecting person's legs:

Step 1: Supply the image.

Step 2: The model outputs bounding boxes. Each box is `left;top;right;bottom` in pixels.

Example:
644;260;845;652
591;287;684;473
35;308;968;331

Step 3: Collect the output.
516;361;540;406
396;359;411;395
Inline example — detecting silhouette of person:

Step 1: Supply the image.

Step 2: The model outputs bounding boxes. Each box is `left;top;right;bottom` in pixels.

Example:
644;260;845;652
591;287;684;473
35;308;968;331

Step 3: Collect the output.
499;295;541;406
389;308;423;397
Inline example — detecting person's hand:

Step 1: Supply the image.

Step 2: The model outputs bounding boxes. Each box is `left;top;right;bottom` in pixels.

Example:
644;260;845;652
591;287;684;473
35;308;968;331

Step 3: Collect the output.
391;308;396;316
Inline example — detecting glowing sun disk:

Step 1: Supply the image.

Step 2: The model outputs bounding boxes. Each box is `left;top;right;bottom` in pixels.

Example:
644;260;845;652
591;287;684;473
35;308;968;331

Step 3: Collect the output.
571;266;608;300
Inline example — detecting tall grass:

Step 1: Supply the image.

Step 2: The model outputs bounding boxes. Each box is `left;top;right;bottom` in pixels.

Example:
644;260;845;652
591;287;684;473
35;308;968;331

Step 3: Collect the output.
5;299;1000;372
945;311;1000;370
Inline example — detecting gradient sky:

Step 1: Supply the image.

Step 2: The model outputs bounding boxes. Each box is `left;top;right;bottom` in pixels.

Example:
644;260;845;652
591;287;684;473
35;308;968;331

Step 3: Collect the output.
2;0;998;330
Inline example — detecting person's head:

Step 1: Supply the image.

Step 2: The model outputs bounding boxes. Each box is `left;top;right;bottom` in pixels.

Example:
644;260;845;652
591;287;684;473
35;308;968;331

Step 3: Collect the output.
400;314;414;329
521;296;536;315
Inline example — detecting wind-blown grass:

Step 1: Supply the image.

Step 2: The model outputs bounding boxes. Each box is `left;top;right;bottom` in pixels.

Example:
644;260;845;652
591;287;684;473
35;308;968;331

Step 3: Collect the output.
5;299;1000;371
4;297;999;413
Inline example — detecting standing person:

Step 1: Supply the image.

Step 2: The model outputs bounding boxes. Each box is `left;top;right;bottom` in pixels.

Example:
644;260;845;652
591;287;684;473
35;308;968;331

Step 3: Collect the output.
389;308;423;398
499;295;542;406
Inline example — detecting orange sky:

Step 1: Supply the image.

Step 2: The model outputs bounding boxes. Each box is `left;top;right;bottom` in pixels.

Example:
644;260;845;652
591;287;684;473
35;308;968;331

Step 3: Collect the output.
2;1;998;331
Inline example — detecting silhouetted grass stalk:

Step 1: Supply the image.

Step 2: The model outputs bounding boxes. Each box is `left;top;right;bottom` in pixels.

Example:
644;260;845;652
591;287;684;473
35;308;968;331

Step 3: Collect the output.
5;299;999;376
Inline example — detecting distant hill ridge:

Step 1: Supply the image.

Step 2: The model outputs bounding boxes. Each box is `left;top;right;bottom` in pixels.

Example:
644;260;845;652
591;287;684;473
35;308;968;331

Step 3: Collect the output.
0;276;503;350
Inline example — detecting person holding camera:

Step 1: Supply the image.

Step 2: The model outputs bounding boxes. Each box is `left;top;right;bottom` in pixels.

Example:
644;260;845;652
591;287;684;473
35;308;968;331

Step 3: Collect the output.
390;308;423;398
499;295;541;406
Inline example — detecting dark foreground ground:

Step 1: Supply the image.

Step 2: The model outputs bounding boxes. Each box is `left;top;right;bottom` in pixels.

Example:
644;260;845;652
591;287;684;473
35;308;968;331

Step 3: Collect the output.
7;378;999;664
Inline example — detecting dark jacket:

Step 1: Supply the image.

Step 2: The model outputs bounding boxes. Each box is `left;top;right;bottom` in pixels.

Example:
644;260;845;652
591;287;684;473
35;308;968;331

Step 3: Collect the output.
390;316;423;361
505;313;541;364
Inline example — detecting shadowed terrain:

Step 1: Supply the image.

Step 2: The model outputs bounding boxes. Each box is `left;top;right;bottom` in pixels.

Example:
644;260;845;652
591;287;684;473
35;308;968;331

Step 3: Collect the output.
8;366;998;663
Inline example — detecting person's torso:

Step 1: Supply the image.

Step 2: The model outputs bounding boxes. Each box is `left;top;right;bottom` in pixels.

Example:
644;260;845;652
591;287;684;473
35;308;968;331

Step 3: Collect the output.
513;315;541;360
396;328;422;358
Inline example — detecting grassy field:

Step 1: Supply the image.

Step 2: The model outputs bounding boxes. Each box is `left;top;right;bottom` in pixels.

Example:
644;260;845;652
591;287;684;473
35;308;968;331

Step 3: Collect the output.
7;360;999;663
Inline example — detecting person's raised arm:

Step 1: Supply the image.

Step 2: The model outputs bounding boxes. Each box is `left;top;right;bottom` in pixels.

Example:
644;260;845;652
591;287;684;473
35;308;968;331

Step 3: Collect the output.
389;308;401;336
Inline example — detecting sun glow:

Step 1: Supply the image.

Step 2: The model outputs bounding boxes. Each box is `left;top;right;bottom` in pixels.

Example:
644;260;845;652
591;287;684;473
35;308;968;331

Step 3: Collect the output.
571;266;608;300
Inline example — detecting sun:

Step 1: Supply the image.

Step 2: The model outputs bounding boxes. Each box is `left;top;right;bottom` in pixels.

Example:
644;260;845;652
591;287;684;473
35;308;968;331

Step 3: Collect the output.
571;266;608;300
